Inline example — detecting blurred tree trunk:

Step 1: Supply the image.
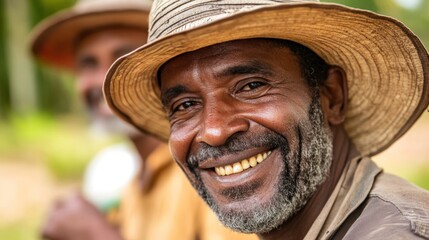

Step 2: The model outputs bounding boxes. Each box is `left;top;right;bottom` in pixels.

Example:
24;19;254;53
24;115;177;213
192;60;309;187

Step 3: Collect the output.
5;0;38;114
0;0;11;118
28;0;79;115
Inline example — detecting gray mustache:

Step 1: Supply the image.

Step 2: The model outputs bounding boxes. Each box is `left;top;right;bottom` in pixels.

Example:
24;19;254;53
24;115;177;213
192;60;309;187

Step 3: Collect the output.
187;130;288;168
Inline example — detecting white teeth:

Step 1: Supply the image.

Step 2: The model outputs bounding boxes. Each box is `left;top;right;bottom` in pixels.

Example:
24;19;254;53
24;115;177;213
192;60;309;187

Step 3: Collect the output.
249;156;257;167
241;159;250;170
219;167;226;176
214;151;272;176
224;165;233;175
256;154;263;163
233;162;243;173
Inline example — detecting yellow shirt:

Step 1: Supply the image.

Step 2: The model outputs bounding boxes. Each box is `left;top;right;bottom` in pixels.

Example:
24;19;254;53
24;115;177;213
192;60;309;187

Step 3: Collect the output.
117;144;257;240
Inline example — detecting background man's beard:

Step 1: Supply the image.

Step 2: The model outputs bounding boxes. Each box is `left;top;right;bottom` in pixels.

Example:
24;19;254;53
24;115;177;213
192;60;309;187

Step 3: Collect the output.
187;97;333;233
85;88;141;138
89;115;141;138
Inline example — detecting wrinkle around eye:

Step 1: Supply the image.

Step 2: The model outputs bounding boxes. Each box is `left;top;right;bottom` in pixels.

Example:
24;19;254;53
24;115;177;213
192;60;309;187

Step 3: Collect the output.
168;99;201;121
175;100;197;112
240;81;266;92
234;79;272;100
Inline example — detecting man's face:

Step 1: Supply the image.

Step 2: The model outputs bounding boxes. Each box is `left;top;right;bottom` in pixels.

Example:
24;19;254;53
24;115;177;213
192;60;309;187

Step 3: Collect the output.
75;27;147;135
159;39;333;233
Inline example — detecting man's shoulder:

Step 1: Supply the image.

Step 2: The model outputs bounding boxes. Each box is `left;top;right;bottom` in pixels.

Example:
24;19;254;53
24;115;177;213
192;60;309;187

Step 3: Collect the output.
371;172;429;205
338;172;429;239
367;172;429;238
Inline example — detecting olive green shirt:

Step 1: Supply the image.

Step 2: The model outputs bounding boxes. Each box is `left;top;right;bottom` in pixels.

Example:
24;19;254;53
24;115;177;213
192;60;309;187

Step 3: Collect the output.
305;157;429;240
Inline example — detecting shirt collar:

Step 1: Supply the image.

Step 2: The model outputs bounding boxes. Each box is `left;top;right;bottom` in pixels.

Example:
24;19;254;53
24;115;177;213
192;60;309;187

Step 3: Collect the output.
304;157;382;239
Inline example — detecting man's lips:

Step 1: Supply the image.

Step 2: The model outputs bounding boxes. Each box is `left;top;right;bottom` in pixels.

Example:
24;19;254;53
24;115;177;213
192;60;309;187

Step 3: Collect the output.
214;150;272;176
198;148;280;200
196;148;273;177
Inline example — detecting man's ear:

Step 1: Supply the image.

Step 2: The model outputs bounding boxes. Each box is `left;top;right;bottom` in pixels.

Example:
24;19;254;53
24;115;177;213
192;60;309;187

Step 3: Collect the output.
320;66;348;125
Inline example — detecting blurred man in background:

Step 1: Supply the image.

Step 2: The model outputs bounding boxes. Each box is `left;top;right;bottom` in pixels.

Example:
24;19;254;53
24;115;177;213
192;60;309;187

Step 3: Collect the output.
30;0;257;239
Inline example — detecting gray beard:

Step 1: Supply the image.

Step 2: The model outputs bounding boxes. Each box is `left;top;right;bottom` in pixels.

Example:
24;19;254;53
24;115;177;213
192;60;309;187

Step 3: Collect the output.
187;96;333;234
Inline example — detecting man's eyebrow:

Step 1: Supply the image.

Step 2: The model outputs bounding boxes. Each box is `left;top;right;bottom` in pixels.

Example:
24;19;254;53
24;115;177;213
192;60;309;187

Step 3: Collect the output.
216;60;274;78
75;54;96;68
161;84;188;107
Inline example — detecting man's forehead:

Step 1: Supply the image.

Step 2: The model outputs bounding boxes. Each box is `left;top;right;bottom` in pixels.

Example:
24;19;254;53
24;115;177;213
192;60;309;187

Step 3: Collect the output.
159;38;296;78
168;38;286;63
74;26;147;52
74;27;147;63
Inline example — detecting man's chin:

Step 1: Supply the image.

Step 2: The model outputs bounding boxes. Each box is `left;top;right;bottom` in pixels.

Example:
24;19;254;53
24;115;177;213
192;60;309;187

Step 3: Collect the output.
203;188;296;234
194;176;295;234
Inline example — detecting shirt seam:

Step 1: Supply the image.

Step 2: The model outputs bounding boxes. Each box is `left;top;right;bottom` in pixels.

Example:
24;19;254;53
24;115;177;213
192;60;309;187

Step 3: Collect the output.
368;194;429;239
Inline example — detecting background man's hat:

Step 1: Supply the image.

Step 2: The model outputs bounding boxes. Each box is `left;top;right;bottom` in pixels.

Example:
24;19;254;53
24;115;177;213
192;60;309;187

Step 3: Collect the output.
29;0;152;70
104;0;429;157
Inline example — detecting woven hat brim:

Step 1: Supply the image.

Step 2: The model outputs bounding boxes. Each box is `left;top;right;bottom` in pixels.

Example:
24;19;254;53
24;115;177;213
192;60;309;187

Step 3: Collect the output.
30;6;150;70
104;2;429;157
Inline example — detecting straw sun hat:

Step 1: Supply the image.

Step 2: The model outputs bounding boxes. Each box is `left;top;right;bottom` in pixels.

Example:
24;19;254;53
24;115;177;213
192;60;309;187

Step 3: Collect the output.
104;0;429;157
30;0;152;70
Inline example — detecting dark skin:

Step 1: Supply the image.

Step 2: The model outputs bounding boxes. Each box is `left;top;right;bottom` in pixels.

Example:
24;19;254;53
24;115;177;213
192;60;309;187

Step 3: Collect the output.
42;193;122;240
159;39;359;240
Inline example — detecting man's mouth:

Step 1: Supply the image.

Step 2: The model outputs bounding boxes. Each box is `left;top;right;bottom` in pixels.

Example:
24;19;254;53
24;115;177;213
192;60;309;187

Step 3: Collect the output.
214;150;272;176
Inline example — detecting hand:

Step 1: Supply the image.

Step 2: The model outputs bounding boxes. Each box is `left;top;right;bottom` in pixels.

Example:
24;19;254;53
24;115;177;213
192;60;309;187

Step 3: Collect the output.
41;192;122;240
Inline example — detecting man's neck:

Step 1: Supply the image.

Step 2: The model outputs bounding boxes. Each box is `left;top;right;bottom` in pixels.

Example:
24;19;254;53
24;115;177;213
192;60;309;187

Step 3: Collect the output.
129;134;162;161
259;125;360;240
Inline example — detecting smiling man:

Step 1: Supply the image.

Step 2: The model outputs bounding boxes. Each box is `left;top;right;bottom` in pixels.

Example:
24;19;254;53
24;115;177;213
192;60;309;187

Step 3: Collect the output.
159;39;340;236
104;0;429;239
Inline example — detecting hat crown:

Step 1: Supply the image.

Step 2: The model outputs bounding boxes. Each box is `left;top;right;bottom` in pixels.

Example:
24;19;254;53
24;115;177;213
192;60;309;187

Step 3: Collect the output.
148;0;319;42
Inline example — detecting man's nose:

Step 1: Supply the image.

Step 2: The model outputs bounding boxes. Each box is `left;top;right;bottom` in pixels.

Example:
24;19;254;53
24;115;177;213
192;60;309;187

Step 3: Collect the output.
196;101;249;147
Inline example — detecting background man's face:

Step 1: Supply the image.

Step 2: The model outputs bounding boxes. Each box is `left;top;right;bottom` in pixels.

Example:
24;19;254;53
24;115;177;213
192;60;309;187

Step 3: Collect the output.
159;39;333;233
75;27;147;135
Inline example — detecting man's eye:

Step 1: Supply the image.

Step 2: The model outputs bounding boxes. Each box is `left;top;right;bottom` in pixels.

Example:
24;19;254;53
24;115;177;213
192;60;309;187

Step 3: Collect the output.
241;81;265;91
173;100;196;112
76;56;98;72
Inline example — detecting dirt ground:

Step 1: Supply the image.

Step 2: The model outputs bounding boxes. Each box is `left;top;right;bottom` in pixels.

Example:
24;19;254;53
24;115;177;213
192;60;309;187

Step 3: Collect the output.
0;161;78;230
